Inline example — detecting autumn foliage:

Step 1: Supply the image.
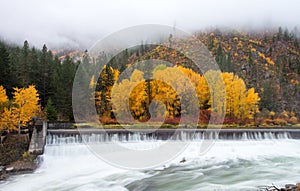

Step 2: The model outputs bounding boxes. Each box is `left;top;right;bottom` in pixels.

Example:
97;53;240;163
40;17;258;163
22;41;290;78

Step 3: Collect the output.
110;65;260;123
0;85;39;133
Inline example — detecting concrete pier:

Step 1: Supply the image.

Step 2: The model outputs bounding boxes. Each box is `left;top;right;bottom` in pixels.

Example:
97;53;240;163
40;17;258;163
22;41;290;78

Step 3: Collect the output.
28;121;47;154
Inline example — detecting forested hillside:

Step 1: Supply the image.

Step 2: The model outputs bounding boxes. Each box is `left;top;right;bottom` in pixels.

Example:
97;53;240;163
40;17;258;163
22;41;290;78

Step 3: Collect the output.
198;27;300;124
0;41;78;120
0;27;299;125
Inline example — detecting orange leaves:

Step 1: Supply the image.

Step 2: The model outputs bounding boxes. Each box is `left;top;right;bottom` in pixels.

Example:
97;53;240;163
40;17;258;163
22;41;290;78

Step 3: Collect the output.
237;41;243;47
258;52;265;59
248;39;262;46
290;79;299;86
258;51;275;66
265;57;275;65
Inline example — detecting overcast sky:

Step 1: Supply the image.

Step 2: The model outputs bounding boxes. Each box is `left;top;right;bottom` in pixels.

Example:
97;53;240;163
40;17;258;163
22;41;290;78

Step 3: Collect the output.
0;0;299;49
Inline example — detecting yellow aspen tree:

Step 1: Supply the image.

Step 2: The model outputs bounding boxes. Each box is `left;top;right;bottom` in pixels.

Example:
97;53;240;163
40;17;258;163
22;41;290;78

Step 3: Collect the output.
221;72;259;119
221;72;235;117
196;76;210;109
232;77;246;119
128;70;147;119
153;66;198;117
151;79;179;118
13;85;40;133
204;70;226;115
0;86;8;104
111;79;132;120
0;107;18;132
129;82;148;119
245;88;260;119
0;86;11;132
111;69;146;121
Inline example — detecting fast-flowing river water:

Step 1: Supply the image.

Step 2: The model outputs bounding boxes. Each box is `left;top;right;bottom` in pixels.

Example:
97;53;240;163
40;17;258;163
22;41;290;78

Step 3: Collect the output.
1;132;300;191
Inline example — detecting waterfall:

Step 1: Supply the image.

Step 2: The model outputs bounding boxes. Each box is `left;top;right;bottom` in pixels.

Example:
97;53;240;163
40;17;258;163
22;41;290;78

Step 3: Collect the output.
46;130;292;145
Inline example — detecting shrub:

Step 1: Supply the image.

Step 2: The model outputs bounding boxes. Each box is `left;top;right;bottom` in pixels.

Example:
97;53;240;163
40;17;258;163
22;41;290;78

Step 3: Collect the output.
99;117;118;125
273;118;288;126
288;116;298;125
0;134;29;165
264;119;274;125
199;110;210;124
164;117;180;125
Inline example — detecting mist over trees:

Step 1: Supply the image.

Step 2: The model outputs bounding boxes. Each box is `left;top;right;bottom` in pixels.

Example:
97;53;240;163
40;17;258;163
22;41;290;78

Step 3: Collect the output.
0;40;78;120
0;26;299;125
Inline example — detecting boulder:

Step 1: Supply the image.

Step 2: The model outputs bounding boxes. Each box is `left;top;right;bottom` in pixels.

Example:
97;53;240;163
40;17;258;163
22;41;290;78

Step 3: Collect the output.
179;158;186;163
5;167;14;172
285;184;297;189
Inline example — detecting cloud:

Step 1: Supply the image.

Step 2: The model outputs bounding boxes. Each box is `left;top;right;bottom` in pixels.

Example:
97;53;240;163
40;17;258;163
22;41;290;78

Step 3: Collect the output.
0;0;299;48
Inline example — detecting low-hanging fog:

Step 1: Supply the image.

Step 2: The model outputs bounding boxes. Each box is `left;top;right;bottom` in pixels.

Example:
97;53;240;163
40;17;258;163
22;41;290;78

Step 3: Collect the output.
0;0;299;49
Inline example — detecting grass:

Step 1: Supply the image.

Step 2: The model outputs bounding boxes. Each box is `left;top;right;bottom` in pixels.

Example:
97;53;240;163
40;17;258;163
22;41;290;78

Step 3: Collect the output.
291;123;300;127
73;122;300;129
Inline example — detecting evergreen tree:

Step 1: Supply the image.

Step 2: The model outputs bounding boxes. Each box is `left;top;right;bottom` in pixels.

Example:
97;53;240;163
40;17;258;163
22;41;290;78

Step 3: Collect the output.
216;43;223;67
46;98;57;121
278;27;283;40
226;52;234;73
39;44;52;107
283;28;289;41
28;48;40;88
18;40;30;86
248;52;257;87
8;47;21;90
260;81;276;111
52;56;77;120
0;43;12;92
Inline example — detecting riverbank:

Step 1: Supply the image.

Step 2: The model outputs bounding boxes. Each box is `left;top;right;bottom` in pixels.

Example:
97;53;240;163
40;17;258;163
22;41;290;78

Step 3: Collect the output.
0;159;38;181
0;134;39;181
259;183;300;191
54;122;300;130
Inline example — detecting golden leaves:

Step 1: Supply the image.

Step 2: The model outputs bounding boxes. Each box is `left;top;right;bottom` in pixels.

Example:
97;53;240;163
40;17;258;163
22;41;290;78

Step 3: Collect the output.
13;85;40;127
0;85;40;132
0;86;8;104
111;66;260;121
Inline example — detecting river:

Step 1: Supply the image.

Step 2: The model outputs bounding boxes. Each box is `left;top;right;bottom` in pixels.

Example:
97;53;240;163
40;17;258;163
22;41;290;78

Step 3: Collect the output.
1;131;300;191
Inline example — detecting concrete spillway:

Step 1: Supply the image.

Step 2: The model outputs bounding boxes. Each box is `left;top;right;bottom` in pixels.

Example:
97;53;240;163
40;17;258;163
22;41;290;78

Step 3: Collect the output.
46;128;300;144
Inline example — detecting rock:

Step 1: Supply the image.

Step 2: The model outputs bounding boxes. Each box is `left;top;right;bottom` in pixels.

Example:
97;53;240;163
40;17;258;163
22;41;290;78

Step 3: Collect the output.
5;167;14;172
179;158;186;163
297;183;300;191
285;184;297;190
0;172;8;181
